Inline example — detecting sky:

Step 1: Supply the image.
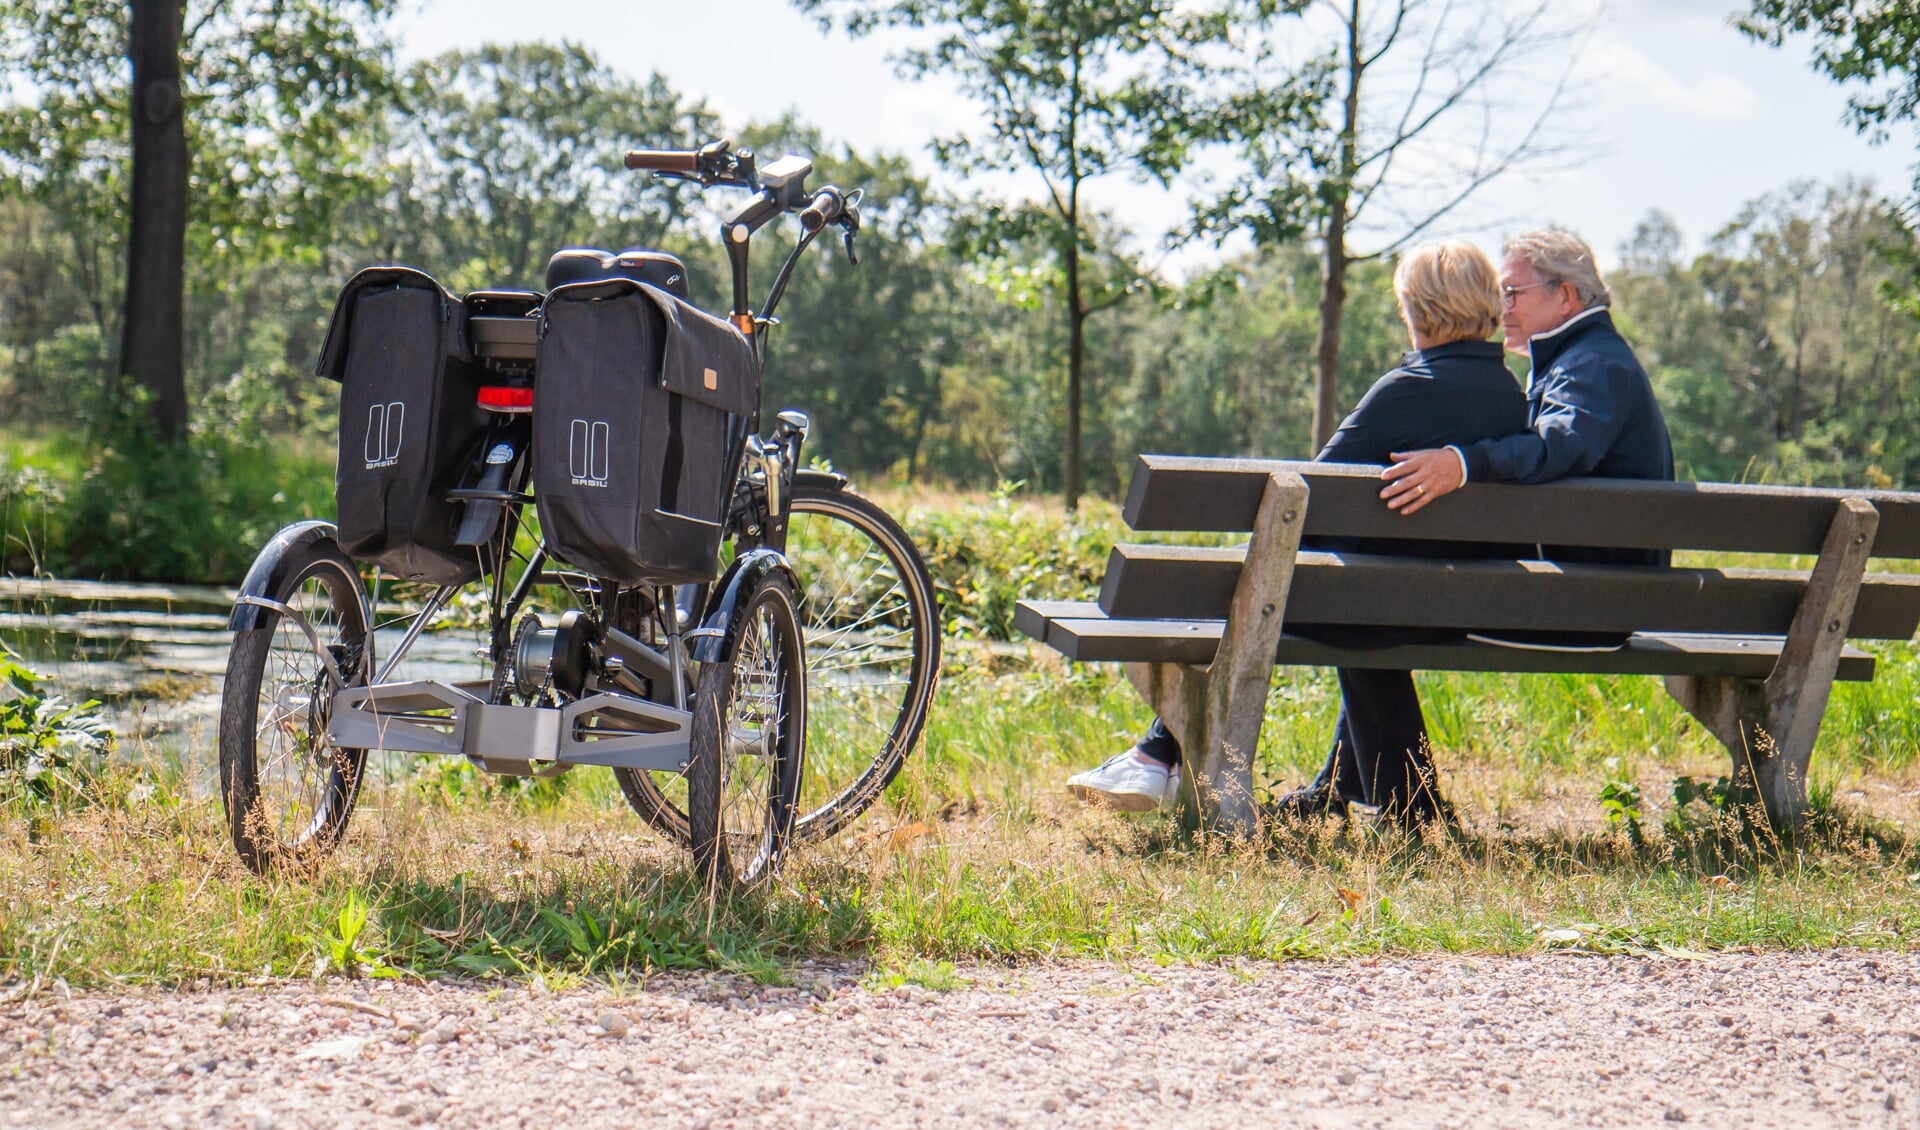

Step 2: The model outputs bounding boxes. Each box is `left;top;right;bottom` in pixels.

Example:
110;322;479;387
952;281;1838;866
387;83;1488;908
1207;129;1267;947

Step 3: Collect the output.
395;0;1918;272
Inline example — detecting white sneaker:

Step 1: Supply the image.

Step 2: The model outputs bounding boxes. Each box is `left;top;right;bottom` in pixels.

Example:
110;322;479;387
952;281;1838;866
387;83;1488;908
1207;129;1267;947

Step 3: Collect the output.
1066;750;1180;813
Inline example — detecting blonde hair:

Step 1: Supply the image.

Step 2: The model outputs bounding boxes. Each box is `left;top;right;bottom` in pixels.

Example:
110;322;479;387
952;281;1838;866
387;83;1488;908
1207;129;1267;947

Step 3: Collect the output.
1393;240;1502;343
1502;228;1611;308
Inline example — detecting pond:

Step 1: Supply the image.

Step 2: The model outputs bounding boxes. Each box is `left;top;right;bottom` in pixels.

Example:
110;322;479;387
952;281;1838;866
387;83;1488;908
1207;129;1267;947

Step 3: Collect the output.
1;576;494;768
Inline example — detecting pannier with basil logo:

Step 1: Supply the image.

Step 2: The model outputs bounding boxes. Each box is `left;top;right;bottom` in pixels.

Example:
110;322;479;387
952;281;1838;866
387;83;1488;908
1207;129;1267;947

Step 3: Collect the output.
317;265;492;585
532;277;759;584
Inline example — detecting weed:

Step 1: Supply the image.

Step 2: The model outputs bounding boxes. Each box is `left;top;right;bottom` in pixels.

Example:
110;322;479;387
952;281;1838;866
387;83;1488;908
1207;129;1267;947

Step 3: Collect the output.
867;958;966;993
307;891;401;980
0;652;114;805
1597;765;1646;846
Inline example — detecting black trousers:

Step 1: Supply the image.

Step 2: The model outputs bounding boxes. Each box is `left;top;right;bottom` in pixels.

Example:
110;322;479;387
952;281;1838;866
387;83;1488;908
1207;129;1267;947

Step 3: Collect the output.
1135;666;1435;811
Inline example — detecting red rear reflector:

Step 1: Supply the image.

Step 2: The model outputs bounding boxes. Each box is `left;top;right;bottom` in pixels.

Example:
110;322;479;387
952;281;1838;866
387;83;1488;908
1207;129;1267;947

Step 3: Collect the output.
478;386;533;410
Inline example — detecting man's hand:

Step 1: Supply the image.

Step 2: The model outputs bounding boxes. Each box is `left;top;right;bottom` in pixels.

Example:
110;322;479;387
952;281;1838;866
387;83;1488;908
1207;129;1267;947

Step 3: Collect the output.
1381;449;1464;515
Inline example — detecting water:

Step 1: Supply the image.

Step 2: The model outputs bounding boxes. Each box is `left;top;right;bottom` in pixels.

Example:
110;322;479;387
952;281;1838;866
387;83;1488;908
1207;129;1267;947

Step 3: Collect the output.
0;577;494;762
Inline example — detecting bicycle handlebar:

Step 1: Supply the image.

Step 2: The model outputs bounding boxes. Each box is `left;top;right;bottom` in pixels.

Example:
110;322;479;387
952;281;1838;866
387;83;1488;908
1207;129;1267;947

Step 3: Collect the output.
798;187;845;235
623;149;699;173
623;138;865;322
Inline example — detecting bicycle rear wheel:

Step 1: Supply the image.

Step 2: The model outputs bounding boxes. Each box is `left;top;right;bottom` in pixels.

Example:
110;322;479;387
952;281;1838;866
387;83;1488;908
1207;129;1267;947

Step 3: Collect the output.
616;482;940;844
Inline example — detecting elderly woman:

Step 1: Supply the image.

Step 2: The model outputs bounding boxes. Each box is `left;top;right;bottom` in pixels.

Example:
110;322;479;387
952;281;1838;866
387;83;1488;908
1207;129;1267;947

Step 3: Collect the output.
1068;240;1529;827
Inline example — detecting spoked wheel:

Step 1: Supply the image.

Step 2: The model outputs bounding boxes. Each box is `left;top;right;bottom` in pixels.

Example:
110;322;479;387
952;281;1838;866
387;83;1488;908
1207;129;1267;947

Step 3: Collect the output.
617;483;940;846
218;537;369;873
686;568;806;887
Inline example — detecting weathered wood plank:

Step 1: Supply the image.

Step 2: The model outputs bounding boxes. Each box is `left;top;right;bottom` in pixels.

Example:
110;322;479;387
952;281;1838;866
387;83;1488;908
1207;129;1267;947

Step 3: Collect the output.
1027;607;1878;679
1097;545;1920;640
1122;454;1920;557
1192;471;1306;836
1668;498;1883;829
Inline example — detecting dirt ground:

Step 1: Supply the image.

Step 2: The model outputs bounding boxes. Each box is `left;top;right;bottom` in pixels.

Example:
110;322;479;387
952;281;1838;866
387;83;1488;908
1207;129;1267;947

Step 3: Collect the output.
3;952;1916;1129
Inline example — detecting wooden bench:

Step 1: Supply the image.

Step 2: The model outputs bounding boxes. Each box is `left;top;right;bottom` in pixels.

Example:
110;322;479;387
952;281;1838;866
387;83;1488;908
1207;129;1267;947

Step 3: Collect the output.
1016;455;1920;834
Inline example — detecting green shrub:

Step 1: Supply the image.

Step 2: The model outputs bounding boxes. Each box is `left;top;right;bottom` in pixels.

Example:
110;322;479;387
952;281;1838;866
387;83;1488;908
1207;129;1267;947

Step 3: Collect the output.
898;484;1122;641
6;422;334;584
0;652;115;806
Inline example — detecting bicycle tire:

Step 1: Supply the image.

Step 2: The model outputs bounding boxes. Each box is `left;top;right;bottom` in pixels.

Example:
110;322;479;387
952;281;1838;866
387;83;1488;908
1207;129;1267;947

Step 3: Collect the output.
616;483;940;845
686;568;805;887
218;536;369;874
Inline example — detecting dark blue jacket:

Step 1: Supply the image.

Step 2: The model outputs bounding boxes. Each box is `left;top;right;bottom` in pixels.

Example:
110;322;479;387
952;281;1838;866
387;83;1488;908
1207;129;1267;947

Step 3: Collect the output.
1459;309;1673;486
1318;338;1529;467
1457;309;1673;568
1308;338;1529;567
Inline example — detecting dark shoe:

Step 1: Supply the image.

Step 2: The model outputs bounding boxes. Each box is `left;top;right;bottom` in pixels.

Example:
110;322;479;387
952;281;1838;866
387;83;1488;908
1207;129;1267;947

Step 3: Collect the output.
1264;782;1351;823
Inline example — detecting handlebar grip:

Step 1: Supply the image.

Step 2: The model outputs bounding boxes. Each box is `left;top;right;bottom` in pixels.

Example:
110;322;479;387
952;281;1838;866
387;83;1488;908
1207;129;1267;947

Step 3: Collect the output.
624;149;698;173
798;187;846;234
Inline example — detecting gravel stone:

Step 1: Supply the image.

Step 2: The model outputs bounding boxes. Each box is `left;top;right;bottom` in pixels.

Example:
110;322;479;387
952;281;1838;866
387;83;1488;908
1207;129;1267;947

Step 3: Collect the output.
595;1010;630;1038
4;954;1919;1127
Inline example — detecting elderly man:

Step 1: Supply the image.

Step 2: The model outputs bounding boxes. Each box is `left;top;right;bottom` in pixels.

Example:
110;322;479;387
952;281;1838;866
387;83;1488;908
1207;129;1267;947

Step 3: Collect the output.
1380;228;1674;561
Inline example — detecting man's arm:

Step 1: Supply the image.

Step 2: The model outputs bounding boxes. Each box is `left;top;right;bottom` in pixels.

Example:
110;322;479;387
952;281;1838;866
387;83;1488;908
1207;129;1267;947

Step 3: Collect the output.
1381;359;1633;513
1461;360;1630;485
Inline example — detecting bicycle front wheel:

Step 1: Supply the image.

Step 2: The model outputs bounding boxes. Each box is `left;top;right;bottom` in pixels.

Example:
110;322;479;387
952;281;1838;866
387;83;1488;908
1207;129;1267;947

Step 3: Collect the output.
218;536;369;873
616;482;940;845
687;568;806;887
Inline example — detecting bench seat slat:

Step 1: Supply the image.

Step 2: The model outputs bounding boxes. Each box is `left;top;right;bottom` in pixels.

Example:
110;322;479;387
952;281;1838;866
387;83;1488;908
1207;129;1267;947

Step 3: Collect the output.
1122;455;1920;558
1014;600;1878;680
1098;545;1920;641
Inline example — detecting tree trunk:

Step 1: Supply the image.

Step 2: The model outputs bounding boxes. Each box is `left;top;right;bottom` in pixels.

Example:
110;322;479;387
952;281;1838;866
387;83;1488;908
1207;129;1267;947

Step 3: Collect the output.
1065;232;1084;512
1313;209;1349;454
1312;0;1364;455
122;0;190;441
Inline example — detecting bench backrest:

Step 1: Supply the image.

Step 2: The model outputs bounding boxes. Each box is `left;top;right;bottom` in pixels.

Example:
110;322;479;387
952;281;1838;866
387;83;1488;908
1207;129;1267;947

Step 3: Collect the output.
1122;455;1920;558
1106;455;1920;642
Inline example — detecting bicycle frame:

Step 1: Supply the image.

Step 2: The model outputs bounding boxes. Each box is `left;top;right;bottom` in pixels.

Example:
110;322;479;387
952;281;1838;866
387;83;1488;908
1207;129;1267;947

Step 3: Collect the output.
230;138;854;780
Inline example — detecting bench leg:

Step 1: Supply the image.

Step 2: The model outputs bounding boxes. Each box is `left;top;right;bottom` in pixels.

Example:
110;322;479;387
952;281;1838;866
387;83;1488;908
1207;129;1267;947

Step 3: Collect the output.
1125;471;1308;839
1664;497;1879;829
1126;661;1210;832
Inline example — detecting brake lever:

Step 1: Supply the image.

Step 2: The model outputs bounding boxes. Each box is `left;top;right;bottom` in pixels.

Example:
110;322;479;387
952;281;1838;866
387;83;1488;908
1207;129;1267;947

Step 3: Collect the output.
841;207;861;265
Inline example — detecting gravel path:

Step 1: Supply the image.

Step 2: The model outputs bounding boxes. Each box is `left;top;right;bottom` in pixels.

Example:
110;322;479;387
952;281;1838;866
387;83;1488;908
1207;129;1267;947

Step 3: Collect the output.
4;953;1917;1129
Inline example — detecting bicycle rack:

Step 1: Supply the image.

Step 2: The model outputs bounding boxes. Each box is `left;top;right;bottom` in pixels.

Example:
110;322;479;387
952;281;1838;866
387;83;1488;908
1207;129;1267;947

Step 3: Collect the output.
328;681;693;776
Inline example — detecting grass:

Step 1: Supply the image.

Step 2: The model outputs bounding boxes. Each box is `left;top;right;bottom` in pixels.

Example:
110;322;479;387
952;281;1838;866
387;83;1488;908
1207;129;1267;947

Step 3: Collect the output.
3;474;1917;990
3;643;1916;992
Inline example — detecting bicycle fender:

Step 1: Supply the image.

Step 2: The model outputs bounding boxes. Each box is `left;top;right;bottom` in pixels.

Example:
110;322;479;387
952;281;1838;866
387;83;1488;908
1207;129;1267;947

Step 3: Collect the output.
691;548;798;664
794;468;850;492
226;520;345;632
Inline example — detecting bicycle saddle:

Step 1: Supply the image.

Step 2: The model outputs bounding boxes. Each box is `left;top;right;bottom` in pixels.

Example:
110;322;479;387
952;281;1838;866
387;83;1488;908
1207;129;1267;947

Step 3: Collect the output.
544;247;691;302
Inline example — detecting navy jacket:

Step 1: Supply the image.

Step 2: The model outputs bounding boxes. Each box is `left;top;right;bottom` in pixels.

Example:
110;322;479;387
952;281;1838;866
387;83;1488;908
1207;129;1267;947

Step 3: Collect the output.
1309;338;1528;565
1459;309;1673;486
1319;338;1529;467
1457;309;1674;567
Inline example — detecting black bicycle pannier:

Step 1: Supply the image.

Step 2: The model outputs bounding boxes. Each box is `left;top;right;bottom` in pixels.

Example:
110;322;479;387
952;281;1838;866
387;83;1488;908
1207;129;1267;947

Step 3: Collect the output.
532;278;758;585
317;266;491;585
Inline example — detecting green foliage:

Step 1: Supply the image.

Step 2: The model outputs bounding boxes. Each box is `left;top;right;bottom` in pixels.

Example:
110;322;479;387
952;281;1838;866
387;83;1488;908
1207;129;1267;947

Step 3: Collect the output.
1613;185;1920;487
385;43;718;293
307;890;401;979
0;0;403;433
1740;1;1920;316
0;441;73;576
0;652;114;805
4;423;332;583
798;0;1306;505
1597;771;1645;846
903;487;1123;641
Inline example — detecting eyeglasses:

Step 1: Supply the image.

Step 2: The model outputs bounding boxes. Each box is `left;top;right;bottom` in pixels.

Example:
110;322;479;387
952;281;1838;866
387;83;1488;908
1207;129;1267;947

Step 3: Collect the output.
1501;280;1561;308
